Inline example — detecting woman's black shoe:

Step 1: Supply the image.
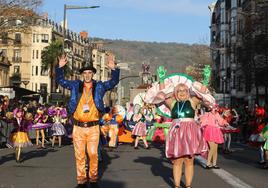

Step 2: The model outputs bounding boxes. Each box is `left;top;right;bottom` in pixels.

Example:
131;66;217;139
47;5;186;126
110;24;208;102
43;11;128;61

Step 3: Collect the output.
75;183;88;188
213;165;220;169
262;165;268;169
204;165;212;169
90;182;100;188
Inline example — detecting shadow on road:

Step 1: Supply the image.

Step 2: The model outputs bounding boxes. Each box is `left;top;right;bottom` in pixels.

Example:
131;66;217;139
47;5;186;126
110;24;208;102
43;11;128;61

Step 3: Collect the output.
0;148;57;164
0;152;14;165
20;148;57;163
99;148;120;179
219;143;262;169
141;142;190;188
133;154;173;187
98;179;126;188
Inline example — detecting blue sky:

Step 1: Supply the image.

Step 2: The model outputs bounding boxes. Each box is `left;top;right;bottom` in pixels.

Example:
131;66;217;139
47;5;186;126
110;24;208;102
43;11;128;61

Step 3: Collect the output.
40;0;214;44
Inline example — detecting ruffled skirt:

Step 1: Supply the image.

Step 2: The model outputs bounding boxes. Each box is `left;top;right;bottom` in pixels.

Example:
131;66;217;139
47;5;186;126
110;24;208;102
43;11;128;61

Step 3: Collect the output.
51;122;66;136
10;131;33;148
30;122;51;130
203;126;224;144
132;122;147;136
165;119;207;159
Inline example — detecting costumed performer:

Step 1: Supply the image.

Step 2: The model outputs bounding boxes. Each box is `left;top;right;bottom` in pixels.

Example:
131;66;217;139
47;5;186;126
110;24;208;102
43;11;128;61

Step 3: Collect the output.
260;123;268;169
200;105;228;169
100;106;124;148
9;107;33;163
56;54;119;188
31;106;50;149
145;66;211;188
131;104;149;149
48;106;67;148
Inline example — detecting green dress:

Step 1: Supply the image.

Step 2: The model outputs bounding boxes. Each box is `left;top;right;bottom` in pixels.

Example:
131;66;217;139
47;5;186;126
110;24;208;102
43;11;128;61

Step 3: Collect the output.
262;123;268;150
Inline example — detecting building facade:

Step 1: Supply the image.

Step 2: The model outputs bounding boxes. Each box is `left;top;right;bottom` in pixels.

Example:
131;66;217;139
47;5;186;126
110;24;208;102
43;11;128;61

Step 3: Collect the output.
0;51;10;86
0;10;116;102
210;0;268;108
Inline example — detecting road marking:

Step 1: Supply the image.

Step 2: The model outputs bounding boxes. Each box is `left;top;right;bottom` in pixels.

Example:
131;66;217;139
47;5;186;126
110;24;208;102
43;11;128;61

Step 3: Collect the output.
195;156;253;188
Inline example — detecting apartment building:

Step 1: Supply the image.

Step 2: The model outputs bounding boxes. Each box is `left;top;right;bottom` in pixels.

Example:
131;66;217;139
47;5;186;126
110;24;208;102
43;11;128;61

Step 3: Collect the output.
0;51;10;86
0;9;116;102
210;0;268;107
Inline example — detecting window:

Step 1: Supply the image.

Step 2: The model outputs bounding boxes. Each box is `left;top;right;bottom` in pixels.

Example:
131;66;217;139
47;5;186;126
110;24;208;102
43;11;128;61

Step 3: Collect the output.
14;66;20;73
1;49;7;56
1;32;8;44
35;83;38;92
32;66;34;76
36;50;38;59
238;76;243;91
238;0;241;7
41;34;49;43
36;66;38;76
41;66;48;76
233;75;236;89
14;33;21;44
13;49;21;62
40;83;48;94
32;50;35;59
36;34;39;42
33;34;36;43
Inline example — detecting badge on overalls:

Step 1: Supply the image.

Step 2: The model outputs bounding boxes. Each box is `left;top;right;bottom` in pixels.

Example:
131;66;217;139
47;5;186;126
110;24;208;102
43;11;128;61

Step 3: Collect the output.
83;87;91;113
83;104;90;113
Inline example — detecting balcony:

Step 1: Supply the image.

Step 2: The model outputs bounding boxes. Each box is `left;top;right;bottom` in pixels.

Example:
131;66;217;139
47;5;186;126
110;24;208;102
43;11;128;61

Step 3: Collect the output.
12;57;22;62
13;39;21;45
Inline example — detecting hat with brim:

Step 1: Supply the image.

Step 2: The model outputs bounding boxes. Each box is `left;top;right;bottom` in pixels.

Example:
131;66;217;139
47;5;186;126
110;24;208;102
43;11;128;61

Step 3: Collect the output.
79;65;97;74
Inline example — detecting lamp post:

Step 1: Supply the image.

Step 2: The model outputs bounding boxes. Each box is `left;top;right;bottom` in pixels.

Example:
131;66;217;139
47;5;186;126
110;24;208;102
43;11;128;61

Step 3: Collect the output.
22;80;30;89
62;4;100;52
222;76;227;106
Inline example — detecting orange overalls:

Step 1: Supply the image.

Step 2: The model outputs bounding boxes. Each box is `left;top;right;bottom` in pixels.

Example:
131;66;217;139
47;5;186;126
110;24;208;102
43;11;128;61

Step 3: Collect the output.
73;83;100;184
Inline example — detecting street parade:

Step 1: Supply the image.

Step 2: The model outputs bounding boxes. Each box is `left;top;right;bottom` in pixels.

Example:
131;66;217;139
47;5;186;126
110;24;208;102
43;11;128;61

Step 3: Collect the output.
0;0;268;188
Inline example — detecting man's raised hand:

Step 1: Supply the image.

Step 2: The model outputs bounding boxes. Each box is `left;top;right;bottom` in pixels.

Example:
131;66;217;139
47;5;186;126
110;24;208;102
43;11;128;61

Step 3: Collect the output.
58;54;67;68
106;59;116;70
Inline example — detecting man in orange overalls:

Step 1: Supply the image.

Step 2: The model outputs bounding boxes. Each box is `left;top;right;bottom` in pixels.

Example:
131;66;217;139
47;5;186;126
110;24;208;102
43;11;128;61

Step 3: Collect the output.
56;55;119;188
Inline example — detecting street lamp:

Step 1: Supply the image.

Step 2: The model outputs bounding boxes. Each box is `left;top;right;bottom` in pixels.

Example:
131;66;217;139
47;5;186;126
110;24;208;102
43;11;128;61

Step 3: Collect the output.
22;80;30;89
222;76;227;106
62;4;100;52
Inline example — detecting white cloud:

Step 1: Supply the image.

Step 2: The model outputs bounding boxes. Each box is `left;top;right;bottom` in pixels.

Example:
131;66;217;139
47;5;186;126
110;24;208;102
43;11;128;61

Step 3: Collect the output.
103;0;210;16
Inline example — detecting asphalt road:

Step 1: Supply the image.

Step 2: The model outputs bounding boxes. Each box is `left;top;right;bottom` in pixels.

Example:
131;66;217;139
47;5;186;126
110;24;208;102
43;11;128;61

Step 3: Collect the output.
0;142;267;188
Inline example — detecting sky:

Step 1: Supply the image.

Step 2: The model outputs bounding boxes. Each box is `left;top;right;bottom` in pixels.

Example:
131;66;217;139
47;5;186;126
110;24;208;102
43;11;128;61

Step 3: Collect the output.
39;0;215;44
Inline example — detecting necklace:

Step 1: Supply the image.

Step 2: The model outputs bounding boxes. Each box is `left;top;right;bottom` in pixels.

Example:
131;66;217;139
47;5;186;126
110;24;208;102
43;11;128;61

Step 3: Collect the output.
177;101;186;118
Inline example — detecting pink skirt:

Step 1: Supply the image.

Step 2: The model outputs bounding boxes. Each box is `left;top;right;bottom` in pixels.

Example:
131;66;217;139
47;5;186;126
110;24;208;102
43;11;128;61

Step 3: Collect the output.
132;122;147;136
165;119;207;159
203;126;224;144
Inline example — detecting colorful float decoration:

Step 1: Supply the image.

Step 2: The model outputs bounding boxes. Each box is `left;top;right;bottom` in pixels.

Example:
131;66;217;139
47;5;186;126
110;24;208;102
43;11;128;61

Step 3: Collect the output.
144;73;216;118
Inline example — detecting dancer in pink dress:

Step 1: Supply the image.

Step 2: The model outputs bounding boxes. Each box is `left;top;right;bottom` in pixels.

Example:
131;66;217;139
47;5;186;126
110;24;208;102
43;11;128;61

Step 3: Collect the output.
132;105;149;149
200;106;228;169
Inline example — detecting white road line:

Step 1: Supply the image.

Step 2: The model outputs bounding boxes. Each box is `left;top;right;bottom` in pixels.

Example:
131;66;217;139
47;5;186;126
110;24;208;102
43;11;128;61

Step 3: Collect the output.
195;156;253;188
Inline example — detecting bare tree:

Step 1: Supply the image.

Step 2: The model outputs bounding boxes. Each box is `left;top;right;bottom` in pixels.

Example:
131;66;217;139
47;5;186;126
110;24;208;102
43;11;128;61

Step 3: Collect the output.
0;0;42;16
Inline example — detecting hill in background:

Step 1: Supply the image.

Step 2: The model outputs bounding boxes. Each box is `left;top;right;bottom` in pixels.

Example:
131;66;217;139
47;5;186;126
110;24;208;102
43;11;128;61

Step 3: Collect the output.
93;38;211;75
